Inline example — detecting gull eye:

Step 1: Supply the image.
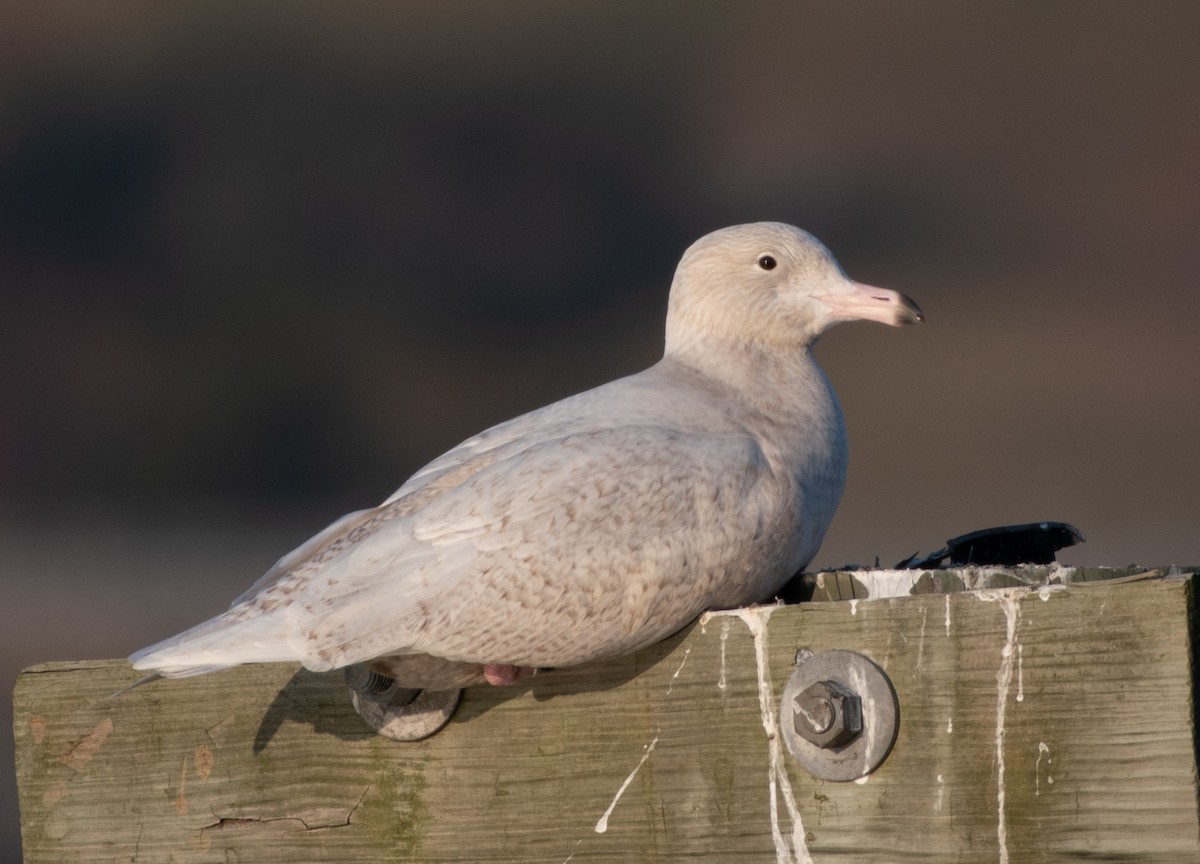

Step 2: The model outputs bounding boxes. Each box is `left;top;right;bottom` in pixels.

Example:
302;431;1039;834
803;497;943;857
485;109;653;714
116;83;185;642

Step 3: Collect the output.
757;255;777;271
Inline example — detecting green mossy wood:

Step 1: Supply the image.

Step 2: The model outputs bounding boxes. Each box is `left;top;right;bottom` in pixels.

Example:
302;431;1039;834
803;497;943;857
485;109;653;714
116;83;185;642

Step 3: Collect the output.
14;568;1200;862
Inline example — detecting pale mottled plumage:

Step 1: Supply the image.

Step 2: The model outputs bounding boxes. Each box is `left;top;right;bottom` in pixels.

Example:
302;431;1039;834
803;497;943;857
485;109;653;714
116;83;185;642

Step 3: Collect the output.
130;223;922;688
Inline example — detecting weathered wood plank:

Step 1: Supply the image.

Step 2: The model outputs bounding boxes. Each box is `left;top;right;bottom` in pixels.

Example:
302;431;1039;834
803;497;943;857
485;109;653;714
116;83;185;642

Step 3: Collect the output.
14;573;1199;862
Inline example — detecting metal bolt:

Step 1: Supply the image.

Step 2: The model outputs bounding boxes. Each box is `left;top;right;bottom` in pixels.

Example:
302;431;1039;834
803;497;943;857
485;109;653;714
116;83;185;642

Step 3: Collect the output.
780;649;898;781
343;665;419;707
344;665;399;697
344;663;462;741
793;680;863;749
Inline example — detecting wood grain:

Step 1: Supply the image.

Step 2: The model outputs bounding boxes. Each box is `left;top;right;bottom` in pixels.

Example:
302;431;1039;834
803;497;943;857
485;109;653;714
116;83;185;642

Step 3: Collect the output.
15;571;1199;862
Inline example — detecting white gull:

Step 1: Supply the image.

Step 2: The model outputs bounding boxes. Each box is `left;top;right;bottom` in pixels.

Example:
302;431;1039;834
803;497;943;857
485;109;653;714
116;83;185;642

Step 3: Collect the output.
130;222;923;688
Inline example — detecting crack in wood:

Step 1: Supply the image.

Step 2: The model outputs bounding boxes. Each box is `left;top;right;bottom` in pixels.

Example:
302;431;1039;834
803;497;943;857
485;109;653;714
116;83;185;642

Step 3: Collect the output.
201;787;369;834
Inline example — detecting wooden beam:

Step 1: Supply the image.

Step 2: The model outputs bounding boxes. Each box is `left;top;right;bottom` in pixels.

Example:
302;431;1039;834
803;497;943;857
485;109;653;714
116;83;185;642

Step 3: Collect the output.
14;570;1200;862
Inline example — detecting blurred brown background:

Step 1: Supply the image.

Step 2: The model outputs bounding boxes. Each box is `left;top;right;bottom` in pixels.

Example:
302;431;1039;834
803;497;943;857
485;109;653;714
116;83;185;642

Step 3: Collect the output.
3;3;1199;859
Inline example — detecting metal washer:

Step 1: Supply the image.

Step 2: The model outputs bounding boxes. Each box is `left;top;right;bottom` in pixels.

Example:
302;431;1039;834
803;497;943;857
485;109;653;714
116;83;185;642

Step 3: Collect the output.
779;649;899;781
345;664;463;741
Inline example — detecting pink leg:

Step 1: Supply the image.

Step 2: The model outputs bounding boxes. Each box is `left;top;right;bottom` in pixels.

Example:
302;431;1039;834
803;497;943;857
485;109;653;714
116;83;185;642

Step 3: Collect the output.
483;663;532;686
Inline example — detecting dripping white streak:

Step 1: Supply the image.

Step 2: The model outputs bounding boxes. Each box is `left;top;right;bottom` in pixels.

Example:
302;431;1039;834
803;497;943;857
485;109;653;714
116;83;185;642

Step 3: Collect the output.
702;606;811;864
667;645;692;695
595;736;658;833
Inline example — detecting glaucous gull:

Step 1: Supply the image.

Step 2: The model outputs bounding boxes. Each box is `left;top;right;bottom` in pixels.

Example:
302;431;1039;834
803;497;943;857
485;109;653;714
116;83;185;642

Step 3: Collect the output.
130;222;922;689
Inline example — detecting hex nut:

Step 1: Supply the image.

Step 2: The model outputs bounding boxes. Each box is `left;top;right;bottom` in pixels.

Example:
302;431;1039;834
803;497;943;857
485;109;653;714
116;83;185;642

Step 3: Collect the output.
792;679;863;749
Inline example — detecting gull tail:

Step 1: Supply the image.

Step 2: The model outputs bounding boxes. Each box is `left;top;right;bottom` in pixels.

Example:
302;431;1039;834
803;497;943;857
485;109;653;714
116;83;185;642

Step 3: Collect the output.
128;606;299;678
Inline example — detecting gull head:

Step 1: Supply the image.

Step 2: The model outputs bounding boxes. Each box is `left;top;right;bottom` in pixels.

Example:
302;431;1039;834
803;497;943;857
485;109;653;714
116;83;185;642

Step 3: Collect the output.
664;222;923;354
